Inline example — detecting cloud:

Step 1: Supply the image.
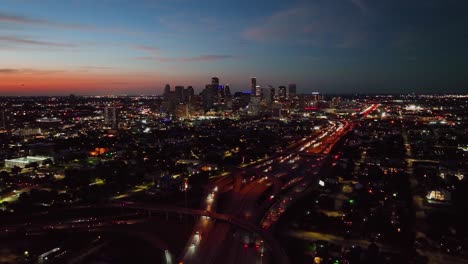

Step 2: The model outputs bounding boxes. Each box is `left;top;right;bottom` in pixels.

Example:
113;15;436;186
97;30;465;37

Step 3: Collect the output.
0;68;20;74
108;82;130;85
0;12;43;24
0;12;146;37
349;0;369;14
159;14;221;33
132;45;159;53
137;54;234;62
0;36;76;48
242;3;369;48
0;12;89;30
80;66;116;70
0;68;66;75
242;7;313;42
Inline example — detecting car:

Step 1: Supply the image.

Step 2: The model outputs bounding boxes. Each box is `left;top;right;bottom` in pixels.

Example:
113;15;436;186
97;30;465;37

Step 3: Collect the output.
414;237;428;249
440;237;462;255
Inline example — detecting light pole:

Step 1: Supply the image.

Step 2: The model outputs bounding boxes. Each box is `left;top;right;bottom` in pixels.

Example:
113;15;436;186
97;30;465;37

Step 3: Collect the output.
184;178;188;233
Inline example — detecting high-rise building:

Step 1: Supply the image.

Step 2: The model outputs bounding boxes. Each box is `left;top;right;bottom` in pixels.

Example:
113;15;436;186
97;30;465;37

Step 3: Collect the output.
175;86;184;102
184;86;195;103
270;87;275;102
164;84;171;95
248;96;261;116
331;97;341;108
104;107;118;129
217;85;225;99
255;85;262;98
225;85;232;98
261;87;274;105
0;109;5;129
212;77;219;88
202;84;216;110
278;86;287;99
163;84;171;100
311;92;322;101
288;84;297;97
251;77;260;97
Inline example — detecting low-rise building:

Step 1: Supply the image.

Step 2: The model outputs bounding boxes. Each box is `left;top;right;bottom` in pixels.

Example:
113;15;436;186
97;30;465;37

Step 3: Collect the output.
4;156;53;168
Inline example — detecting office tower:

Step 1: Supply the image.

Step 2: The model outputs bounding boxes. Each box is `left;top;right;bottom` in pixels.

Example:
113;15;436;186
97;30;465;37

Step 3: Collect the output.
312;92;322;101
288;84;297;97
164;84;171;100
224;85;233;109
251;77;260;97
269;86;275;102
255;85;262;97
248;96;261;116
331;96;341;108
261;87;273;105
212;77;219;88
186;86;194;97
202;84;215;110
225;85;232;98
104;107;118;129
0;109;5;129
164;84;171;95
175;86;184;102
278;86;287;99
217;85;225;98
184;86;194;103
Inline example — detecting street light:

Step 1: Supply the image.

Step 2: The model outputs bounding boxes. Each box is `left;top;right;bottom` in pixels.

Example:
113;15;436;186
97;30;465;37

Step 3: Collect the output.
184;178;188;233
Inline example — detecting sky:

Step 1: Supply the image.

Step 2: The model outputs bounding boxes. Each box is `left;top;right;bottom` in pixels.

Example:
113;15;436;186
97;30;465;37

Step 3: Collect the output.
0;0;468;95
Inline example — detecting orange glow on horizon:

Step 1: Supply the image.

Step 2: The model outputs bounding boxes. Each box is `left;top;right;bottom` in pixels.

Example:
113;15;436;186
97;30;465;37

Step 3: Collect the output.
0;70;176;94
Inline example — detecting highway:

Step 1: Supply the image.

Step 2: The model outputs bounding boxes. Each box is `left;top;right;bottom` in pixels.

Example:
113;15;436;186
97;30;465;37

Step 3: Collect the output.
178;112;366;263
0;104;380;264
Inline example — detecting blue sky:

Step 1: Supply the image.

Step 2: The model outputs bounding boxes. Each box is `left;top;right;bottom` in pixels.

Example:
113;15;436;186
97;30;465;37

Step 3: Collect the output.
0;0;467;95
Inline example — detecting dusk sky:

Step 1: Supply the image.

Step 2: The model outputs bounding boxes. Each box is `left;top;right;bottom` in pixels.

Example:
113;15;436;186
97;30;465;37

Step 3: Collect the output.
1;0;467;95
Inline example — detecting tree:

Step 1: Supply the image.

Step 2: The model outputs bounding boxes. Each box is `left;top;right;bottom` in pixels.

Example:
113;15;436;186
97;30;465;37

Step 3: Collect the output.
25;162;39;169
43;158;53;166
11;166;21;176
0;170;9;181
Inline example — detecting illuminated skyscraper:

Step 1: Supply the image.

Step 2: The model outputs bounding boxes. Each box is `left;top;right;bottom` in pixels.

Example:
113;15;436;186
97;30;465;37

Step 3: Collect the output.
225;85;232;98
251;77;260;97
0;109;5;129
202;84;215;110
262;86;274;105
104;107;118;129
212;77;220;88
270;86;275;102
312;92;322;101
278;86;287;99
331;97;341;108
184;86;194;102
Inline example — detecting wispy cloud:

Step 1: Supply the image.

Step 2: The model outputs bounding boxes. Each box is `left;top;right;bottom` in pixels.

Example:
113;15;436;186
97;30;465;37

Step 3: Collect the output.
0;68;19;74
349;0;369;14
0;68;66;75
242;8;312;42
0;12;89;30
0;36;76;48
80;66;116;70
0;12;145;37
137;54;234;62
242;3;369;48
132;45;159;53
159;14;221;33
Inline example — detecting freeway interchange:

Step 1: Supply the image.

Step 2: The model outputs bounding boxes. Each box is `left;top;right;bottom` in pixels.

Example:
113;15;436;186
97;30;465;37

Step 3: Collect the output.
0;105;378;264
177;115;359;264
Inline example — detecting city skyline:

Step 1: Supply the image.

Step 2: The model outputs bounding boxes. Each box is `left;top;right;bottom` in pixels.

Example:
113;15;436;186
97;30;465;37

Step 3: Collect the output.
1;0;468;95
